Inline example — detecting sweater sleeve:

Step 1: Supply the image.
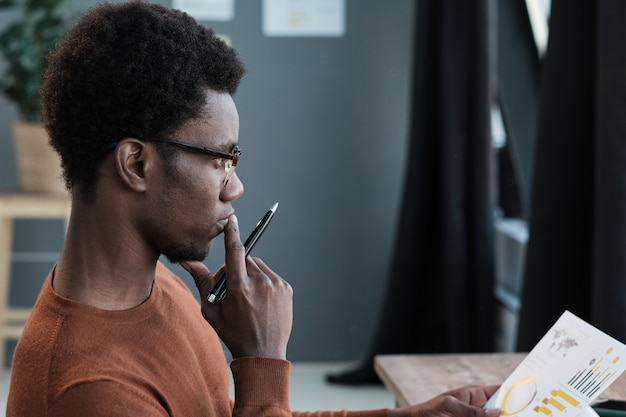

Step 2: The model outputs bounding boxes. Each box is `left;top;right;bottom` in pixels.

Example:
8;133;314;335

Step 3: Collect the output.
230;357;389;417
230;357;292;416
292;409;389;417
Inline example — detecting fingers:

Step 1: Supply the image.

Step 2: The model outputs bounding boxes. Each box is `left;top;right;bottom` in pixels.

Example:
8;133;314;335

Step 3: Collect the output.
250;257;293;304
179;214;292;359
445;384;500;407
220;215;287;300
391;385;501;417
483;385;500;399
180;260;213;297
450;384;500;417
485;408;501;417
251;257;285;283
222;214;246;285
182;214;277;305
182;215;244;305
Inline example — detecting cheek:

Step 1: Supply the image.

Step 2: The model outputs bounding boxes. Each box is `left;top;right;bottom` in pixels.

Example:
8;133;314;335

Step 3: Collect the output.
164;158;225;219
170;158;223;196
178;175;223;222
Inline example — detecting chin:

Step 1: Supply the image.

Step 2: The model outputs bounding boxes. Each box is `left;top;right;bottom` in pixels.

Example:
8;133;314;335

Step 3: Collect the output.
164;245;211;264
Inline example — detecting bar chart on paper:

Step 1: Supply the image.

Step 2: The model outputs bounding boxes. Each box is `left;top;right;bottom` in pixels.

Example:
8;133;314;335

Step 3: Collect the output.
485;311;626;417
568;349;621;399
535;388;579;415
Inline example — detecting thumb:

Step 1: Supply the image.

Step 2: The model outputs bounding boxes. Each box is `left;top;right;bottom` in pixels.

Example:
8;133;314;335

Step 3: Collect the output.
180;260;213;299
485;409;501;417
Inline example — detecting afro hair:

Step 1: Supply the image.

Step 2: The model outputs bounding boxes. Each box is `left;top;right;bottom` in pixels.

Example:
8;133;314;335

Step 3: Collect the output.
41;1;246;196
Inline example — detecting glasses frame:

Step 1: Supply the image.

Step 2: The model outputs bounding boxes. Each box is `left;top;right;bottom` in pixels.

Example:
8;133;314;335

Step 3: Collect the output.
151;138;241;185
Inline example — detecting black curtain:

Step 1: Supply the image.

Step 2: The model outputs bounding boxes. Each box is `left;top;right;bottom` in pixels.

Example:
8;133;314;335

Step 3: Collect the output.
329;0;496;384
517;0;626;349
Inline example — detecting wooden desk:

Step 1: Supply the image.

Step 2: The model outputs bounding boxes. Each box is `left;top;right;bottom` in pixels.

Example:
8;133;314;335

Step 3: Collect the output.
0;192;70;372
374;353;626;408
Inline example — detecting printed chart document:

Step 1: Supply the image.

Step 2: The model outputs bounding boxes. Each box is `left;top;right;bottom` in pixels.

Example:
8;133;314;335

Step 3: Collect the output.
485;311;626;417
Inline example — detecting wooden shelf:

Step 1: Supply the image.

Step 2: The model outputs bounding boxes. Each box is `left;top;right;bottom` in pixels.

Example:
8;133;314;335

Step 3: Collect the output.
0;192;70;373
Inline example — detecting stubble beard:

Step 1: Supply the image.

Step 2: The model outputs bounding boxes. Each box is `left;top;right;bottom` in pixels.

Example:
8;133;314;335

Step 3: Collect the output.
163;240;213;264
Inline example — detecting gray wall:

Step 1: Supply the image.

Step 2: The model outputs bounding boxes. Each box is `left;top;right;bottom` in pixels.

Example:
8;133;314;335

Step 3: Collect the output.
0;0;414;362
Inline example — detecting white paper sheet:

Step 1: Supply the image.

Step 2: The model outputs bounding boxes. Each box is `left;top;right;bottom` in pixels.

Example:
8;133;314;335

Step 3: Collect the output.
485;311;626;417
263;0;345;37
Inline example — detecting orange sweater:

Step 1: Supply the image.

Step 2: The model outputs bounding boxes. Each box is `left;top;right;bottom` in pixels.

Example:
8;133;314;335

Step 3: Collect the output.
6;262;388;417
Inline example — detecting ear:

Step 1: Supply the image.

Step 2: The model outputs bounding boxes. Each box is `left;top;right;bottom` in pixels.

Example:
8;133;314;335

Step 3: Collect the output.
113;139;152;193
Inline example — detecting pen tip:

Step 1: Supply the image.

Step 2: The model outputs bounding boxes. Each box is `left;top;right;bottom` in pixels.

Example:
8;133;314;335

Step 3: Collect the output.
271;202;279;211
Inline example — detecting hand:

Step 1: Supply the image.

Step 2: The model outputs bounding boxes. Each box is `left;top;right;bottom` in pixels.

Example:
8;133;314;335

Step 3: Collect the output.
182;214;293;359
390;385;501;417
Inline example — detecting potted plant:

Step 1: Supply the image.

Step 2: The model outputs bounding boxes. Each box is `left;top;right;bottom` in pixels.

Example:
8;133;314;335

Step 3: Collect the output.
0;0;70;194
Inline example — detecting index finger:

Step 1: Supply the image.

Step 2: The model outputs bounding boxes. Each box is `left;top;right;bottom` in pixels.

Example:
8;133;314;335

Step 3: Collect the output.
223;214;247;283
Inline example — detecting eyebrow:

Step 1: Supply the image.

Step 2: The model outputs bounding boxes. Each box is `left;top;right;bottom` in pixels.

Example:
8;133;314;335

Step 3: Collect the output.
173;136;236;152
213;140;239;152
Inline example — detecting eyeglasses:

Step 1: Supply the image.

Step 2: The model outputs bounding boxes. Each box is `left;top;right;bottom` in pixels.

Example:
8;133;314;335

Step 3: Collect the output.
151;138;241;185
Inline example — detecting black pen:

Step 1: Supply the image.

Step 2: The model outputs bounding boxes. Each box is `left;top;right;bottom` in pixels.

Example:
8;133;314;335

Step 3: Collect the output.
207;202;279;303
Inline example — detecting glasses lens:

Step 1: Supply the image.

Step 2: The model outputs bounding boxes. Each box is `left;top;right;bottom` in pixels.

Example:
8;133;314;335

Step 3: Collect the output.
223;159;235;185
231;149;239;167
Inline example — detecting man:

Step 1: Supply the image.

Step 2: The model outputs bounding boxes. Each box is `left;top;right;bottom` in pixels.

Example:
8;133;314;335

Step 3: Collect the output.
6;2;501;416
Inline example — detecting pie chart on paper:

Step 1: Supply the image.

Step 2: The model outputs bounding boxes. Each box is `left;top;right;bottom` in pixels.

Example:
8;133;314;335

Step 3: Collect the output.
499;377;538;416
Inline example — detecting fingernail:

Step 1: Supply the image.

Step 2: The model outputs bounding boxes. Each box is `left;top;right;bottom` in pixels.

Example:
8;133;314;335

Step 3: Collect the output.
180;261;191;272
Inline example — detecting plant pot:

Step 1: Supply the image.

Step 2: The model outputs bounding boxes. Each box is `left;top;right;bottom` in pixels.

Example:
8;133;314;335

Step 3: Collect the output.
12;121;66;195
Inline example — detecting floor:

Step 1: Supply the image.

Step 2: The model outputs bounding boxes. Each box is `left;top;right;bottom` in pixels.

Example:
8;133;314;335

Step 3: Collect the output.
0;362;395;414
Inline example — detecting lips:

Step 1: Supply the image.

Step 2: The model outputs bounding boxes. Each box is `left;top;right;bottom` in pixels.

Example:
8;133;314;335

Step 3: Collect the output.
215;218;228;234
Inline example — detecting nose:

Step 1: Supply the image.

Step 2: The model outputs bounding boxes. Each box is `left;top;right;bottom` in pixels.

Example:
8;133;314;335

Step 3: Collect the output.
220;172;244;202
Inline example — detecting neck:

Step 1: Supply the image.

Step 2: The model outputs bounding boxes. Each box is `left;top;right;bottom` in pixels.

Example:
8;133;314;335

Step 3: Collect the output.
53;194;158;311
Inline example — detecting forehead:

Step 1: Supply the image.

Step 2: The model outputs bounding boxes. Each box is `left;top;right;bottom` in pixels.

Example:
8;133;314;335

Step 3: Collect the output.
175;90;239;149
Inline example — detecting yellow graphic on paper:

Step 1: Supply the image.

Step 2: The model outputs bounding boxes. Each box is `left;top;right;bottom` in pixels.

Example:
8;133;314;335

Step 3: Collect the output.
500;377;537;416
551;389;580;406
532;389;580;416
534;405;552;415
543;397;565;411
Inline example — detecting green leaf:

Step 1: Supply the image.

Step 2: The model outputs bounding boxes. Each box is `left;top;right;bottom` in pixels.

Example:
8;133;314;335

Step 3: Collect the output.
0;0;69;120
0;0;17;9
